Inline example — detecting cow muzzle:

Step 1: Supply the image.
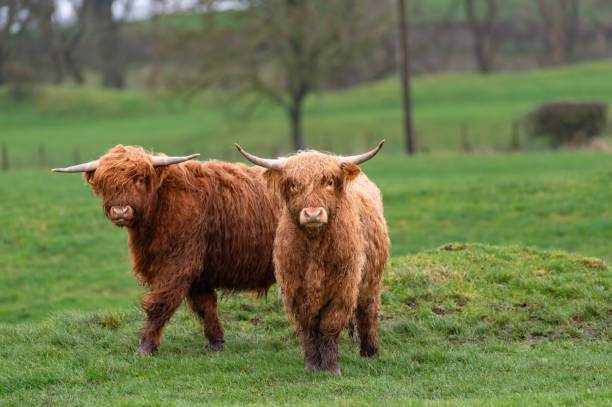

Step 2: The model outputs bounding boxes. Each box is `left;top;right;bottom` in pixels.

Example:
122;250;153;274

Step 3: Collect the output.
299;207;328;227
109;205;134;226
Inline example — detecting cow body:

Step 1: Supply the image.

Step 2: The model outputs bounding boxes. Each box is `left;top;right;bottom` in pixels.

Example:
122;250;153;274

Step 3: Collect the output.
241;147;389;374
58;145;280;354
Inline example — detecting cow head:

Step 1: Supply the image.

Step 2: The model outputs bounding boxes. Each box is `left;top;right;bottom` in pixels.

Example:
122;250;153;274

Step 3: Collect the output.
235;140;384;233
53;144;199;228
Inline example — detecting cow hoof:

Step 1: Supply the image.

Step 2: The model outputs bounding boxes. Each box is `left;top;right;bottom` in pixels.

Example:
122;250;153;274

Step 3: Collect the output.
323;367;341;376
304;361;320;372
360;348;378;359
205;341;225;352
136;340;158;355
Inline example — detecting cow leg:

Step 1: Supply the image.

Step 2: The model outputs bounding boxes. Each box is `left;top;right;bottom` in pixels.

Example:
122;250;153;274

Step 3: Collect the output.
318;300;354;375
355;295;381;358
187;288;225;351
303;317;321;372
347;314;359;342
137;278;191;355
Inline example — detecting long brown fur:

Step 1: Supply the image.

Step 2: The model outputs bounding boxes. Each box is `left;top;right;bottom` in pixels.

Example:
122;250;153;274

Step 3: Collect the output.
264;151;390;374
80;144;280;354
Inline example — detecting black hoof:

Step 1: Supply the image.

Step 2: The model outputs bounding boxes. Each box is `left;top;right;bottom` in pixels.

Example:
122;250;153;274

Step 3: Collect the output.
136;340;158;355
360;346;378;359
205;340;225;352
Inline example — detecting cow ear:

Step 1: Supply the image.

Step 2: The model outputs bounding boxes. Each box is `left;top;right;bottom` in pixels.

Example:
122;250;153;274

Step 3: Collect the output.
340;163;361;183
83;171;101;194
263;168;282;191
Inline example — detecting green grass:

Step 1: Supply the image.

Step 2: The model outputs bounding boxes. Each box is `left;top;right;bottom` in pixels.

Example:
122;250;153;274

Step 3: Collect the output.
1;151;610;324
0;244;610;406
2;61;612;405
1;60;612;169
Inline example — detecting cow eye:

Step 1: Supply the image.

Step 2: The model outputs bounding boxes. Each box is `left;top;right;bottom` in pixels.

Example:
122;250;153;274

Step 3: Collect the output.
137;178;145;185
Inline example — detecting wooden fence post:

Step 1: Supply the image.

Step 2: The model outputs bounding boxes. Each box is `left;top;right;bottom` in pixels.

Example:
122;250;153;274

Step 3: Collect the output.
461;124;472;153
73;148;81;165
2;144;8;171
510;121;520;152
39;145;46;168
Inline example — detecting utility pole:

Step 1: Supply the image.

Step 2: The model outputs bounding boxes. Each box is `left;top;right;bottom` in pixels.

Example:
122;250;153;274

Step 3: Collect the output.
397;0;415;154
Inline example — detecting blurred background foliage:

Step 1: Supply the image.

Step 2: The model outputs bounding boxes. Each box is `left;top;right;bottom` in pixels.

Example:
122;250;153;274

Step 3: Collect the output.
1;0;611;167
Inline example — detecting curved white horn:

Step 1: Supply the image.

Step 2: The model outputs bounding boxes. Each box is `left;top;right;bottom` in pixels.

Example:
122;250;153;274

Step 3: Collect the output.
151;153;200;167
234;144;285;171
340;139;386;165
52;160;100;173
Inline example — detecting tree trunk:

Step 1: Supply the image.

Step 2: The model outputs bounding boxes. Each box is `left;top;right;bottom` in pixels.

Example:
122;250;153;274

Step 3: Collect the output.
0;48;6;85
289;103;305;151
465;0;498;73
63;50;84;84
91;0;124;88
397;0;415;154
37;1;64;84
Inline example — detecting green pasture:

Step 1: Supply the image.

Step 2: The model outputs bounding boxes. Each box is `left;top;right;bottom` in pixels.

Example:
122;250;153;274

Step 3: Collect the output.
1;61;612;405
1;60;611;169
0;244;610;406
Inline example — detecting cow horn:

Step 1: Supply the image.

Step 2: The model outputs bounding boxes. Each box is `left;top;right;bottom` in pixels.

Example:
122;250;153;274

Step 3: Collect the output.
234;144;285;171
340;139;386;165
52;160;100;173
150;153;200;167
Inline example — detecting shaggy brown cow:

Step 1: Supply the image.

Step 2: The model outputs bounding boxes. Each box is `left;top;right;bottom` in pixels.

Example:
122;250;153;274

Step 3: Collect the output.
53;145;279;354
235;141;390;375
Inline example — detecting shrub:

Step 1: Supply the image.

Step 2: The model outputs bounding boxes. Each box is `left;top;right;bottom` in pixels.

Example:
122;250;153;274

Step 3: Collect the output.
526;101;608;147
3;61;37;101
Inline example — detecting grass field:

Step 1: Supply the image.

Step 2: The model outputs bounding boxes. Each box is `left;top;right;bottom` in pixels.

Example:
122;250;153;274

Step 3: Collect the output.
1;61;612;405
1;151;611;405
0;244;610;406
1;60;611;169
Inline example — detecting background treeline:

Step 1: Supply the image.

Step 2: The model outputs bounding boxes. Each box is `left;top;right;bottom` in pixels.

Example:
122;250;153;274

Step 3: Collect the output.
3;0;612;91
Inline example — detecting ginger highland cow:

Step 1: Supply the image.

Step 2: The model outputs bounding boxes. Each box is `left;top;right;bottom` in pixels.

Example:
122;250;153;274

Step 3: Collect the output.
53;145;279;354
235;141;390;375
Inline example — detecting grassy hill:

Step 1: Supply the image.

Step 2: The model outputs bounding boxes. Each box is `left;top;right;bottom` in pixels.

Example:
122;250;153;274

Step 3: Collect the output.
1;151;610;324
1;60;611;169
1;244;610;406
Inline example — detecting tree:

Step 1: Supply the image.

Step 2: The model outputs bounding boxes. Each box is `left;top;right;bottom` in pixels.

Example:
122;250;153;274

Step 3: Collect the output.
89;0;132;88
0;0;35;84
464;0;499;73
32;0;87;84
397;0;414;154
186;0;390;150
537;0;580;64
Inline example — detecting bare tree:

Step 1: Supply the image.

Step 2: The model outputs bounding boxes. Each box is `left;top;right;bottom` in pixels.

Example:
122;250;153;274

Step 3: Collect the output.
538;0;580;64
31;0;88;84
185;0;390;150
0;0;35;84
89;0;132;88
465;0;499;73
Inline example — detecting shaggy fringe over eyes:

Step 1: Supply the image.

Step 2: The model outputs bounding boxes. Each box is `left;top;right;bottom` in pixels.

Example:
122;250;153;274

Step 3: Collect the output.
85;145;160;193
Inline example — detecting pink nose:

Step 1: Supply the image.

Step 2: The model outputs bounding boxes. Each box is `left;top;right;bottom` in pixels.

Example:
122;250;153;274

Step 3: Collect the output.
299;207;328;226
110;205;133;220
305;208;322;218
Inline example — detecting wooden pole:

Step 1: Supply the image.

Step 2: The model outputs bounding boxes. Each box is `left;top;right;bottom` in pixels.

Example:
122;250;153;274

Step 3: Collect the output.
1;144;7;171
397;0;415;155
39;145;46;168
511;120;520;152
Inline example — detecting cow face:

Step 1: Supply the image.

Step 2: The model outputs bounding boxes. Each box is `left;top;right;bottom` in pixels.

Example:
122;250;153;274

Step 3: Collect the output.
84;145;160;228
266;153;361;232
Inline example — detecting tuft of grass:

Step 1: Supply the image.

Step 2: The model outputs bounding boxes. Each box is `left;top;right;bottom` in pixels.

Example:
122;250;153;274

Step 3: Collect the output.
0;244;610;406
